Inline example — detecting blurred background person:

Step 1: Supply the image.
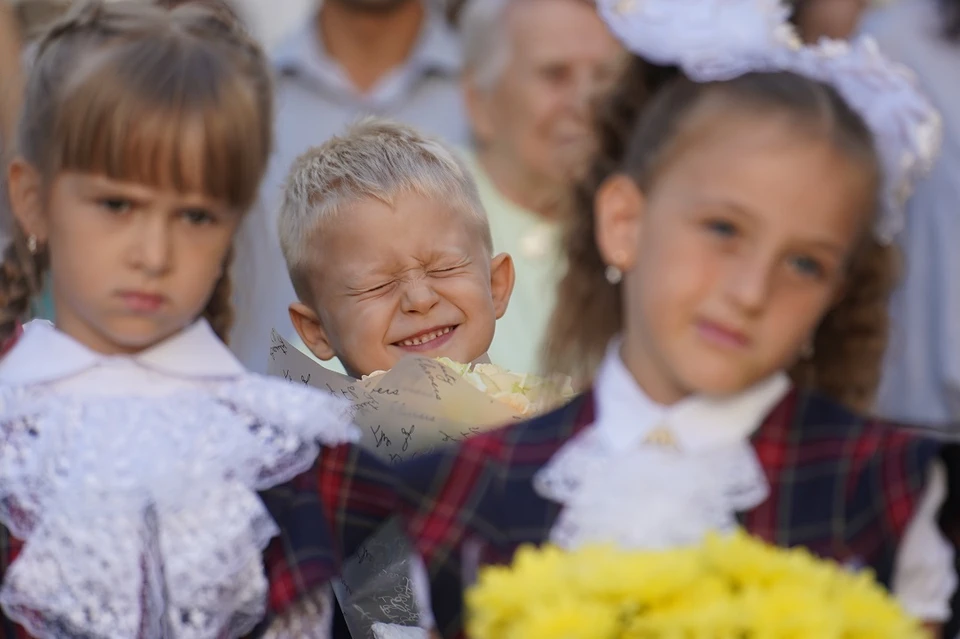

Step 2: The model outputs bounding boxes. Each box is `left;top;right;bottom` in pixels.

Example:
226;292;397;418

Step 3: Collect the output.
231;0;467;372
458;0;623;373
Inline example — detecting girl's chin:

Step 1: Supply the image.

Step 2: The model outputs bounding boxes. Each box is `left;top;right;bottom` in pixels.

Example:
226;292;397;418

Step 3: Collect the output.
674;364;765;397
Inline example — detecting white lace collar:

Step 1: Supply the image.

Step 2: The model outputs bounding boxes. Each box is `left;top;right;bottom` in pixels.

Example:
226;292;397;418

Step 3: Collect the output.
594;340;791;452
533;340;791;552
0;321;358;638
0;319;245;385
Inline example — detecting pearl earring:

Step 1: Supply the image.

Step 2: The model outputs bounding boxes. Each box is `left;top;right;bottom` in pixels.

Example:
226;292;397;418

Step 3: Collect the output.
26;235;38;254
604;265;623;285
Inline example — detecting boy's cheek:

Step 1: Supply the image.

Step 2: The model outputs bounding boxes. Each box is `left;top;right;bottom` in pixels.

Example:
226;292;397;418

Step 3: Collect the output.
341;326;402;376
438;276;499;312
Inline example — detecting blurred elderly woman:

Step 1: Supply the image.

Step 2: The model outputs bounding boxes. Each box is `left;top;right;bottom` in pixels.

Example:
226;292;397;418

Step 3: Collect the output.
459;0;623;373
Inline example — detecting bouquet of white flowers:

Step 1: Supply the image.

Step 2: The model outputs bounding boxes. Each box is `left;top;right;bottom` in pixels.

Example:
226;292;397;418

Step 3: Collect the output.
268;332;574;463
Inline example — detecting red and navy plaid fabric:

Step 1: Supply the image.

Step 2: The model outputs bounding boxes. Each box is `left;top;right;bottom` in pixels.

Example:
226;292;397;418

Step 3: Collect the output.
254;443;397;635
0;327;398;637
398;388;940;639
0;442;398;638
742;389;937;587
397;396;592;639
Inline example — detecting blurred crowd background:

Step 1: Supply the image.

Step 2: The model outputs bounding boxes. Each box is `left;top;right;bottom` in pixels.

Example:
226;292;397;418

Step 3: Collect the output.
0;0;956;426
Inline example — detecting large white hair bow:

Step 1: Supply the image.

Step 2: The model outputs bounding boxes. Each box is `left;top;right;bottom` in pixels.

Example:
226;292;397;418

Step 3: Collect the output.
598;0;941;243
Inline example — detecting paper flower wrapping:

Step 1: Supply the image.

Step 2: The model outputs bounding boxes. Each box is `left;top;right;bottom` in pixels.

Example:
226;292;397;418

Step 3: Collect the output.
433;358;576;416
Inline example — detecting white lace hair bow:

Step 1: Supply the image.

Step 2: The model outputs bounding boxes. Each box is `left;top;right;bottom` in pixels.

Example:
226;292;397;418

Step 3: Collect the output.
598;0;942;244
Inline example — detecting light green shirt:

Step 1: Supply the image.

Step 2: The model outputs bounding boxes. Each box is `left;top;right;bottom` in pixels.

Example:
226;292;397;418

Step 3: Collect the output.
464;152;563;374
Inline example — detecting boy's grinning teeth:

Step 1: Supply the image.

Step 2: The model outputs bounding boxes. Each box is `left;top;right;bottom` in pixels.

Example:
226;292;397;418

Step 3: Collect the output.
398;326;453;347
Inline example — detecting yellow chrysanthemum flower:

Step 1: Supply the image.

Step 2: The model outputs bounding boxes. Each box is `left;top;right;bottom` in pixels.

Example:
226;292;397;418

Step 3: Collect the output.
502;599;619;639
466;530;925;639
572;545;702;606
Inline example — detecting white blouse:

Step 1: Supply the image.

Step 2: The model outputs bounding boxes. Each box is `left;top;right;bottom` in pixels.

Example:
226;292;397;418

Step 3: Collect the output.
0;320;357;639
534;343;955;622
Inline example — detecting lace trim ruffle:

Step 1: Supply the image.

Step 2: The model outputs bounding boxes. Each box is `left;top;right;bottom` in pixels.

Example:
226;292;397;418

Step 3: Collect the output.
534;426;769;551
0;376;357;639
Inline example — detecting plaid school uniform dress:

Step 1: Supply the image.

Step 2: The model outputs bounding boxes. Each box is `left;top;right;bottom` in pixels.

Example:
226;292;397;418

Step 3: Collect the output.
0;442;398;639
398;388;940;639
255;443;399;637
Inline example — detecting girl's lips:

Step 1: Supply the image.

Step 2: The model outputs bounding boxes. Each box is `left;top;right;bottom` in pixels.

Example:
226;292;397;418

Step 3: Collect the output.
696;319;750;349
393;325;458;352
118;291;166;313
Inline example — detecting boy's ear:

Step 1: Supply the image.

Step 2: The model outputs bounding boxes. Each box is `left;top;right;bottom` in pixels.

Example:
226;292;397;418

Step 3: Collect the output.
594;173;644;273
489;252;515;320
8;158;47;241
289;302;337;362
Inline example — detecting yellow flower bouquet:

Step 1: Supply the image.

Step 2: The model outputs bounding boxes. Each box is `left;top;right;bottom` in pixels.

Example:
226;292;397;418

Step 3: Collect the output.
467;530;924;639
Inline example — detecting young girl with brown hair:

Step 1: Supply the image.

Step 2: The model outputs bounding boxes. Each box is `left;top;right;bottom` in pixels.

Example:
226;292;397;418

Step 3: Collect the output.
0;2;397;637
396;2;953;637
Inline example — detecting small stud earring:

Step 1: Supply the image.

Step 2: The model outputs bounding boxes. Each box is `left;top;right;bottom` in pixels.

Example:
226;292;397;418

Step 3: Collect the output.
26;235;38;254
604;264;623;285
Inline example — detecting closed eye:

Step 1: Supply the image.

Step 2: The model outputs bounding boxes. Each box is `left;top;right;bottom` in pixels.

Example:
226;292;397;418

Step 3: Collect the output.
430;265;464;275
364;280;397;294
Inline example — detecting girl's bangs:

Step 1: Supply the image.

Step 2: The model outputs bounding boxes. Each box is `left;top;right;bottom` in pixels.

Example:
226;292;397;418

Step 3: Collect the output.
51;41;268;211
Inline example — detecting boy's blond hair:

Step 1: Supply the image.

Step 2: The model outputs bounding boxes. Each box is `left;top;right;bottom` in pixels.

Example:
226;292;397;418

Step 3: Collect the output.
278;118;493;306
